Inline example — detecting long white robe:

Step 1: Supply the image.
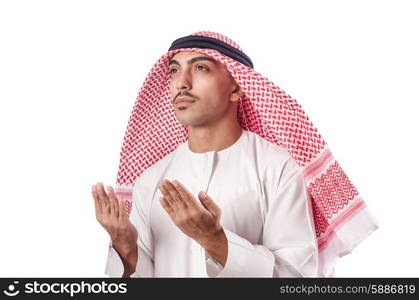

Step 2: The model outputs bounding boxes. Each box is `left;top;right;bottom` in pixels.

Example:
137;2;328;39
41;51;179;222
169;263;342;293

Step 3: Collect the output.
105;130;318;277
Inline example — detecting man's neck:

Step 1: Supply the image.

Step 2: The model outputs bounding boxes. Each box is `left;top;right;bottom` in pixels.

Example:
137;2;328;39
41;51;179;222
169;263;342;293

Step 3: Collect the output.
187;120;243;153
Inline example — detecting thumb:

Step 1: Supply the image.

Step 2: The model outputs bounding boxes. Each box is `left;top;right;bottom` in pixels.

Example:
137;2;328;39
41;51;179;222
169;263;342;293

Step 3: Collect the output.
118;198;131;219
198;191;221;217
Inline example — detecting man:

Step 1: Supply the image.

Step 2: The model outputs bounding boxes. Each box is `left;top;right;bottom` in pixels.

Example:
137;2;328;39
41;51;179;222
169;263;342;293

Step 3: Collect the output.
92;32;378;277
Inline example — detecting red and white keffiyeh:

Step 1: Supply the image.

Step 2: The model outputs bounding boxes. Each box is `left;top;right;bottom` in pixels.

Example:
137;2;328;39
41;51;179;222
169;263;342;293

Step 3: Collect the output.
112;31;378;277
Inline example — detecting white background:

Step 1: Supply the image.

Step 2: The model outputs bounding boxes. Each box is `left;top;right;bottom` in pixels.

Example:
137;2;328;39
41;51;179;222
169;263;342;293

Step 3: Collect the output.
0;0;418;277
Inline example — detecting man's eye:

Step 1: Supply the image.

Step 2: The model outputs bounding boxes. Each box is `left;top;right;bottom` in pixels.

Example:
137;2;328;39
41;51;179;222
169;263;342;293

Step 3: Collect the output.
169;68;177;74
196;65;208;71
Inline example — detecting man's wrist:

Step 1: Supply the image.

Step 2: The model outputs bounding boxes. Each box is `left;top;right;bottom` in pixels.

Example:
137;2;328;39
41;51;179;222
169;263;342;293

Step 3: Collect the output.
197;228;225;250
115;244;138;277
112;240;137;259
196;228;228;266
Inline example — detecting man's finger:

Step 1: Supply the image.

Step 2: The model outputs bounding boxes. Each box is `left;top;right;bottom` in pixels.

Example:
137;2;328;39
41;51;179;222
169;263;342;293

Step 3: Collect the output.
118;198;128;220
164;181;186;208
96;183;110;211
159;180;179;209
107;186;120;218
198;191;221;217
160;196;175;218
172;180;199;209
92;185;102;214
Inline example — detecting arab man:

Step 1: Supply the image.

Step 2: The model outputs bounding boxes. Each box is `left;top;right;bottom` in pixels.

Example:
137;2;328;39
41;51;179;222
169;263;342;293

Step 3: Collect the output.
91;31;378;278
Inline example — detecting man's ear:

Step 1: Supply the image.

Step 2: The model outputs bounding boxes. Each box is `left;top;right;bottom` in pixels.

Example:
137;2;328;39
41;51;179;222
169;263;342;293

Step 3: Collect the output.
230;84;244;102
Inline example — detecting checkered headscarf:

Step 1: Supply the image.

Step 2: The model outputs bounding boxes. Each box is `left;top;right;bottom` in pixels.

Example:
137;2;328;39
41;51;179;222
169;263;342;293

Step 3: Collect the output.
113;31;378;277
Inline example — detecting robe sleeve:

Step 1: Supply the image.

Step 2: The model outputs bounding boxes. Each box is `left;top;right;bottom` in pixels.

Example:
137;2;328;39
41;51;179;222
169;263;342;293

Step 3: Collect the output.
105;176;155;277
205;157;318;277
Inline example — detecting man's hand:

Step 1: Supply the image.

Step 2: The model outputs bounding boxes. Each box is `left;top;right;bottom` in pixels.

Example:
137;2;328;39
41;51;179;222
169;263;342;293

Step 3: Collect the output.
158;180;227;266
92;182;138;276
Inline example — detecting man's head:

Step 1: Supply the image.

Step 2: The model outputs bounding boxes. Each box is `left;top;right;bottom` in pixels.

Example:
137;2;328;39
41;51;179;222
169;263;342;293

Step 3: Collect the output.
168;51;244;127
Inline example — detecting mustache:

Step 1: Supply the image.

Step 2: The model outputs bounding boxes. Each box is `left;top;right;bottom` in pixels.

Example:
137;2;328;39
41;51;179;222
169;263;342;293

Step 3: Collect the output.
173;91;198;103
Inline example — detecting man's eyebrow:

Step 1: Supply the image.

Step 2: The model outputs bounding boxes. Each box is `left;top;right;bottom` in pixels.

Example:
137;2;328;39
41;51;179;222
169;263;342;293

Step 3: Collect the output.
168;56;217;66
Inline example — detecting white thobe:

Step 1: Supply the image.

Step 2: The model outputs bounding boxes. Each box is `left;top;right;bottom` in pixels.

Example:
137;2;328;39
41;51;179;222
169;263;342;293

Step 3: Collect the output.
105;130;318;277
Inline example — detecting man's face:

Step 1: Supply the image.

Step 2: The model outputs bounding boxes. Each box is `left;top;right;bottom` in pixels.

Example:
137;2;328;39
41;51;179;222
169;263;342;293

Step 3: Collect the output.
168;51;240;127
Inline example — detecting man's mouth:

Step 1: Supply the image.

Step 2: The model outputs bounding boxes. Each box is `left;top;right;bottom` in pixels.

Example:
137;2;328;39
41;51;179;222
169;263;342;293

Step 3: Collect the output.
174;97;196;105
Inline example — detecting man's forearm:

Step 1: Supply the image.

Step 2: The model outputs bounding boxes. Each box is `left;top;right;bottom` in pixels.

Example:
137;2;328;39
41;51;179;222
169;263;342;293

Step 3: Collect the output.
197;228;228;266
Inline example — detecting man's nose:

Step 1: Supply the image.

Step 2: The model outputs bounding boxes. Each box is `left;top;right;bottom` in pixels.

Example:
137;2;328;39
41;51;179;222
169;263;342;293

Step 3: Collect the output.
176;71;192;91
